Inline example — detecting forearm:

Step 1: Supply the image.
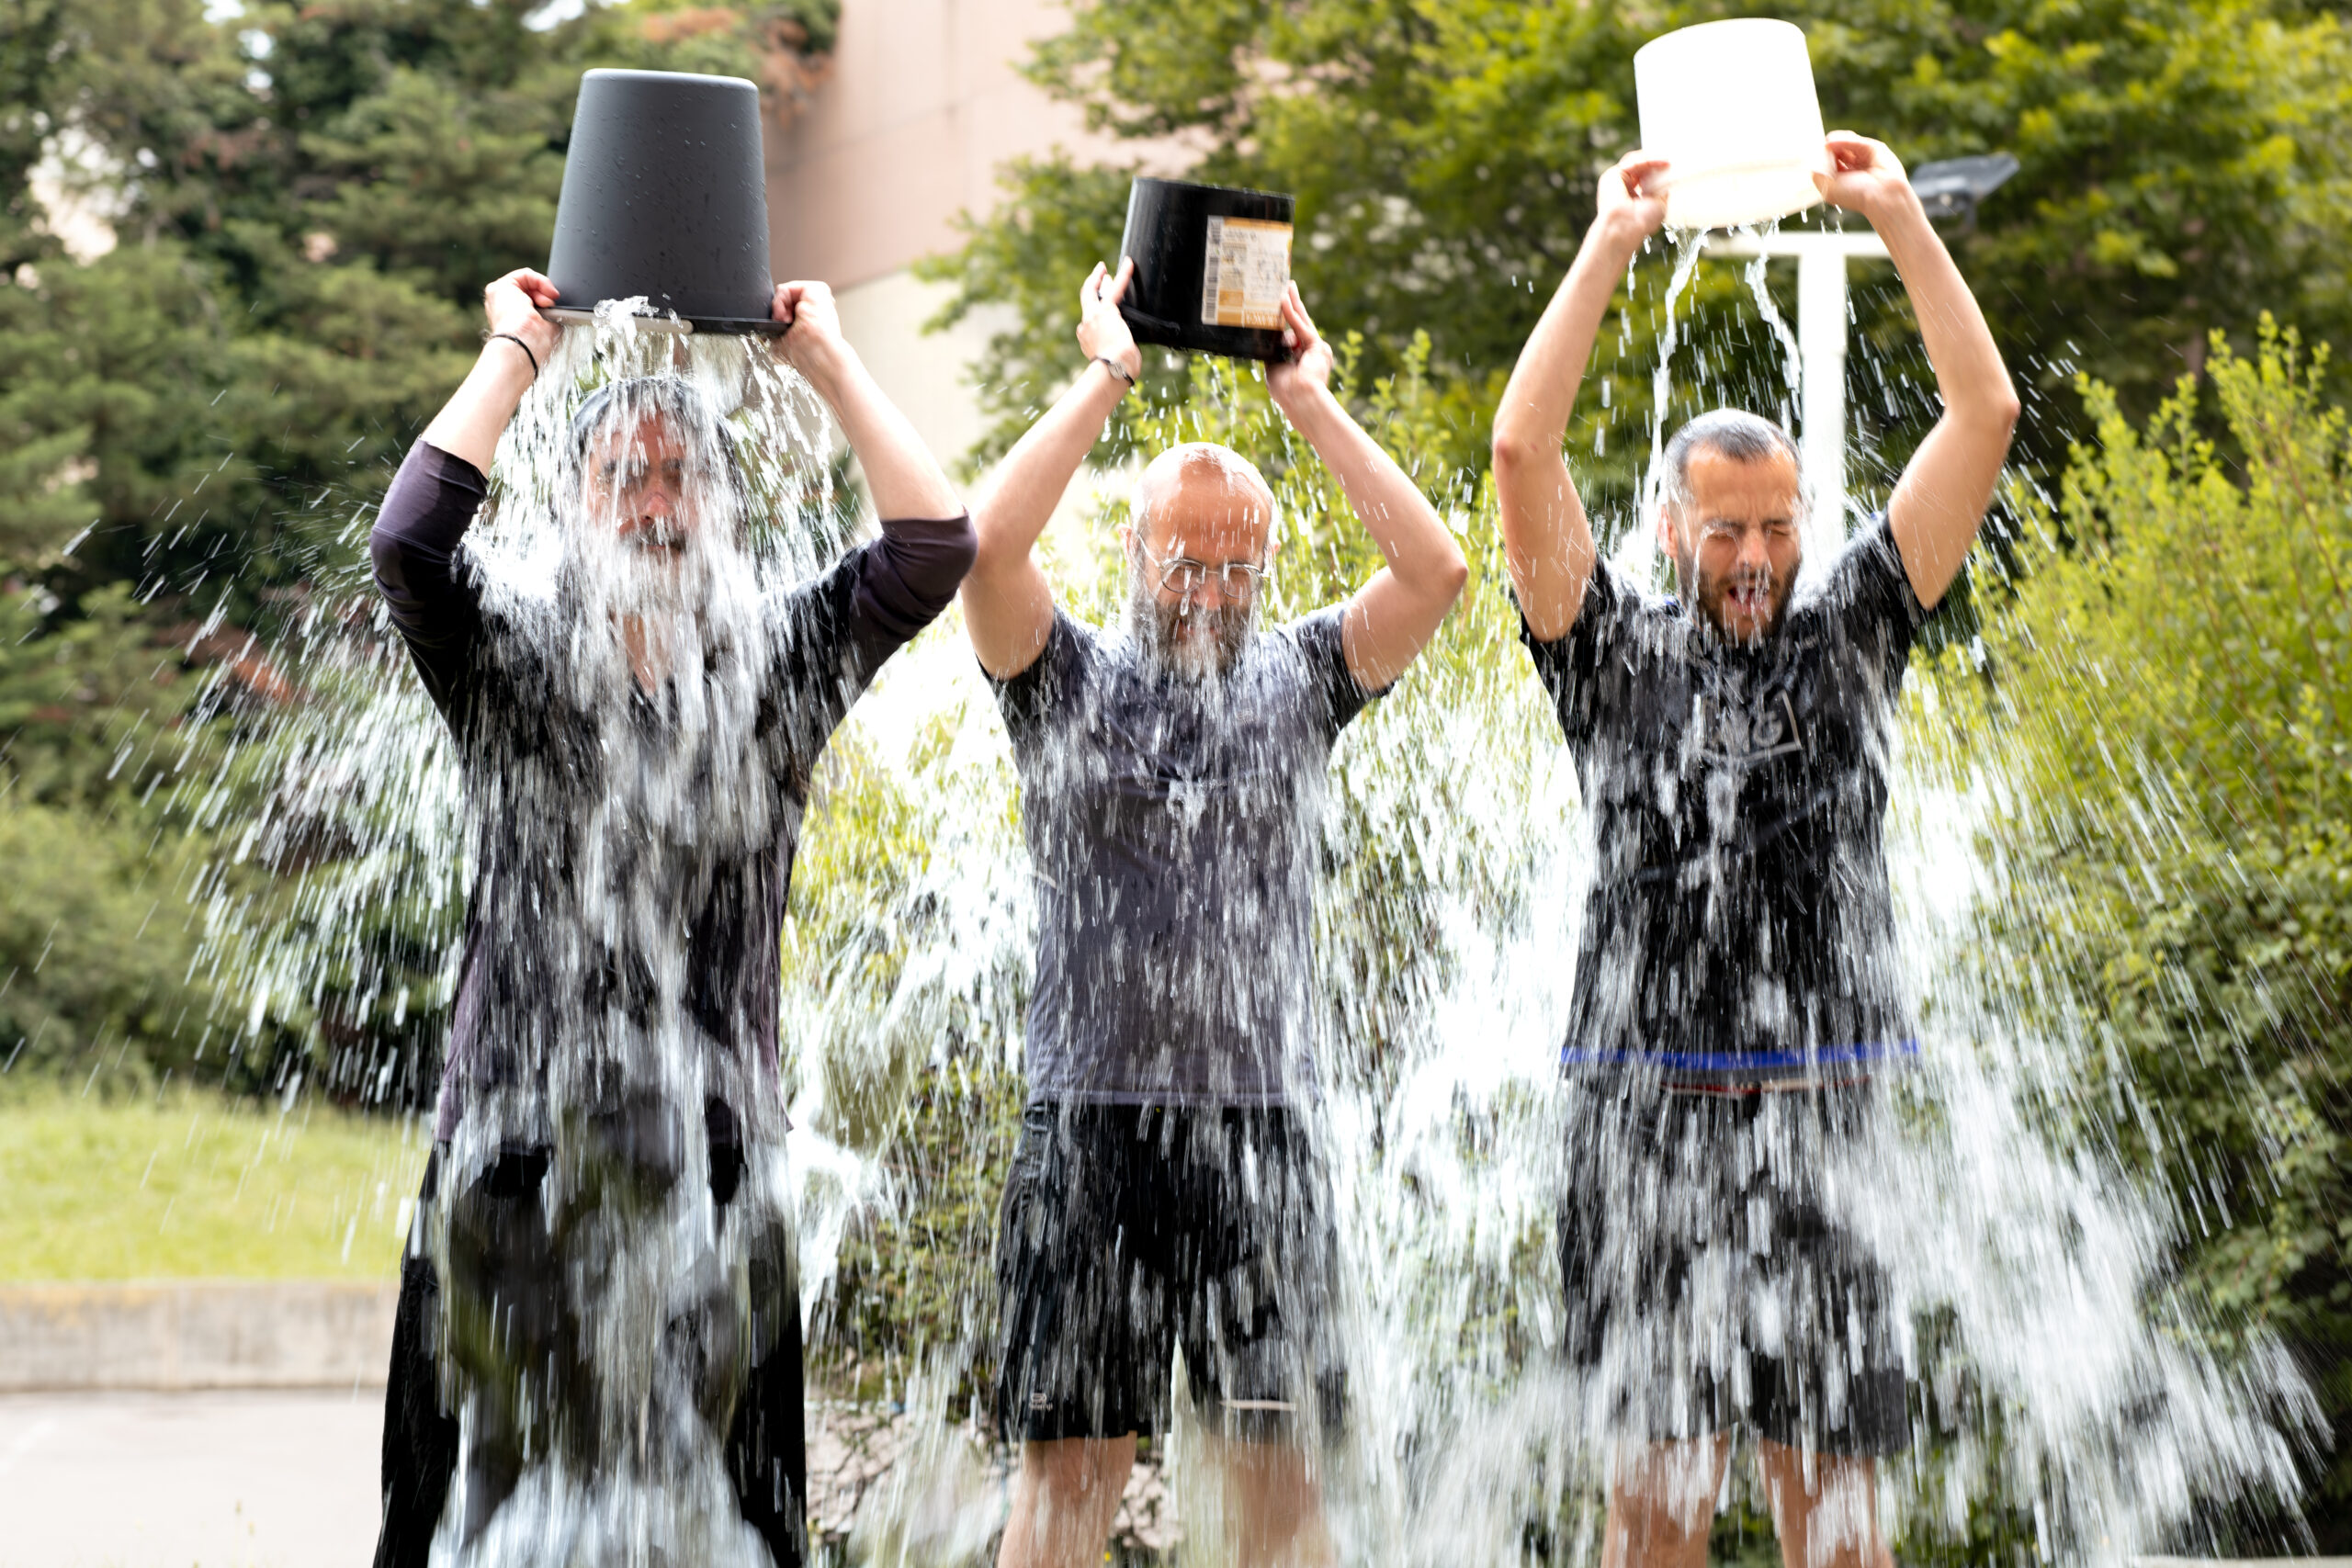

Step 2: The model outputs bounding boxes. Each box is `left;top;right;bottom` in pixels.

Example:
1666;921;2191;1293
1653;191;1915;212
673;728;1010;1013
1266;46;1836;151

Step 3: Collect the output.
1872;188;2020;605
959;363;1124;677
420;341;538;475
797;344;962;522
1286;386;1467;688
1493;223;1640;455
1286;389;1457;586
967;363;1126;578
1492;220;1637;637
1873;193;2018;427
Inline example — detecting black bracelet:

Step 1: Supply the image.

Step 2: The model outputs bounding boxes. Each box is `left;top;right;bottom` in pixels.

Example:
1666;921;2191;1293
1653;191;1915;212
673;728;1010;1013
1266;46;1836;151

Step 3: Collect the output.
1098;355;1136;388
488;332;539;378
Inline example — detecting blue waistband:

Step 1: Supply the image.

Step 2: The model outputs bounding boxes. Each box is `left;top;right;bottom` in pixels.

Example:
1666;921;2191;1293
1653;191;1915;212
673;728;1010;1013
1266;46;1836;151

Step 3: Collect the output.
1560;1039;1920;1072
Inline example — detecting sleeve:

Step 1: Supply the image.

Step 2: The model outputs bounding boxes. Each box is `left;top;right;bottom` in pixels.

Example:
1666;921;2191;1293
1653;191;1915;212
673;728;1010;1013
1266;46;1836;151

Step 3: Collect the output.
370;439;489;716
987;609;1087;752
767;512;978;769
1822;514;1928;689
1283;604;1382;742
1517;558;1634;751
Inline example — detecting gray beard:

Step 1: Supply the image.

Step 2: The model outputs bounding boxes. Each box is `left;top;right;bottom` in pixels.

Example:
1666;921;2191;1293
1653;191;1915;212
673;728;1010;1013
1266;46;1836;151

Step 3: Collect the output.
1127;568;1256;681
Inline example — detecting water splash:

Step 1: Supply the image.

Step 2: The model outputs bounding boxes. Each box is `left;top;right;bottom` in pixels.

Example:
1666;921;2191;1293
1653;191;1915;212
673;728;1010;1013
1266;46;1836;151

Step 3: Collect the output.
200;265;2319;1567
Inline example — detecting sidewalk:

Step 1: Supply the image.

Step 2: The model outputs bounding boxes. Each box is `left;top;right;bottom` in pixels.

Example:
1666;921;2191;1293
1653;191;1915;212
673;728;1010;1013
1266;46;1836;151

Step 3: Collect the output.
0;1388;384;1568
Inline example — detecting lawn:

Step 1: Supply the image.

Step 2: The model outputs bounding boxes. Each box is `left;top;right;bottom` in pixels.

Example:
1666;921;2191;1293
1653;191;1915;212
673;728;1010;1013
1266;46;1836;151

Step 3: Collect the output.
0;1085;431;1280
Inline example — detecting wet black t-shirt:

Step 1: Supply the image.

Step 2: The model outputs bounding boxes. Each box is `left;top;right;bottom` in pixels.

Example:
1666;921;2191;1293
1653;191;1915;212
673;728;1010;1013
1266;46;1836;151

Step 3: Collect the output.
992;608;1377;1107
369;440;974;1139
1522;518;1926;1089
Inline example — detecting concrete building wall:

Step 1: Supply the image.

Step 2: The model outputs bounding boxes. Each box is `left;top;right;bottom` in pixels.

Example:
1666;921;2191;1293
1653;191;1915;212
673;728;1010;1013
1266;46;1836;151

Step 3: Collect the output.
765;0;1123;468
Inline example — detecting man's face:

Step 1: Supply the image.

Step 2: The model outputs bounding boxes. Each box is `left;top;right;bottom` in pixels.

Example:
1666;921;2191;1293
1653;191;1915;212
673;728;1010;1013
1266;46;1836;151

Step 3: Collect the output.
580;412;705;568
1662;445;1804;644
1125;450;1274;680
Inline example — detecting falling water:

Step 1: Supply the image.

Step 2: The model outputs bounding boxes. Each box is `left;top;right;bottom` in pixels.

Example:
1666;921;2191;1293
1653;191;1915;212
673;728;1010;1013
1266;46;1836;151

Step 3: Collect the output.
197;255;2321;1567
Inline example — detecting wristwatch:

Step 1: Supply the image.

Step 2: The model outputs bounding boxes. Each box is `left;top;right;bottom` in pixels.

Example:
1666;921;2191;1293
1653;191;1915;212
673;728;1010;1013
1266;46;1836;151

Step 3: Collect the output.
1098;355;1137;388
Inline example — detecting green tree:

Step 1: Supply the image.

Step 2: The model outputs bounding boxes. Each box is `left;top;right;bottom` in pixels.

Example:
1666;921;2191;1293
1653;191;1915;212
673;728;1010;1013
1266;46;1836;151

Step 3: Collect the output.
0;0;841;1098
1936;323;2352;1540
925;0;2352;516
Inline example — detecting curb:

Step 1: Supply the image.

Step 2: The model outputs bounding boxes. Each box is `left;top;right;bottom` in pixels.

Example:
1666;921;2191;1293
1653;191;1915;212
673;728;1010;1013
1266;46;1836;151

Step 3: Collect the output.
0;1280;397;1392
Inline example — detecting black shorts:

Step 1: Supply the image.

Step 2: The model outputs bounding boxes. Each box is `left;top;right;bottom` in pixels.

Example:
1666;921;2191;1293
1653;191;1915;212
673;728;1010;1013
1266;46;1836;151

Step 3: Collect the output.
992;1101;1346;1444
371;1137;807;1568
1558;1084;1910;1456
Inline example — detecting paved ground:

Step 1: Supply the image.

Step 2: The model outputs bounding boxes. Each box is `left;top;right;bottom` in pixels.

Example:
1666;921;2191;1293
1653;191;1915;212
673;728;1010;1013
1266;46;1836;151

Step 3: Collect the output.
0;1389;384;1568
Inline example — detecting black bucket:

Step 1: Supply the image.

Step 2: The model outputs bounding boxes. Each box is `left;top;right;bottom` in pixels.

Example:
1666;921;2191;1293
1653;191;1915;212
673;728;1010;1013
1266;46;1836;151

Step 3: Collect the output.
1117;178;1296;363
545;69;781;335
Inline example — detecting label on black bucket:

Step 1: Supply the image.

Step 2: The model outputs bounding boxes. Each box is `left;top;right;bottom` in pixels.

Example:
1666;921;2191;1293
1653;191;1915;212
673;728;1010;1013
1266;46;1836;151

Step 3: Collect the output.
1200;215;1293;331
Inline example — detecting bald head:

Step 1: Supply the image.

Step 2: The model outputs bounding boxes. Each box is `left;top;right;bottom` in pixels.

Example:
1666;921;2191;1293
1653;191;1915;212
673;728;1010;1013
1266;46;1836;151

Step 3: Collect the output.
1132;443;1276;563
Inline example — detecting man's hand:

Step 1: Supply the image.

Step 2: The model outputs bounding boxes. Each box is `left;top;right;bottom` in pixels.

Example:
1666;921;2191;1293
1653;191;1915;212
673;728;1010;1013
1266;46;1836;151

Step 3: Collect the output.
1594;151;1670;250
1078;259;1142;381
1266;285;1334;417
1815;133;1917;225
485;267;560;367
771;280;849;379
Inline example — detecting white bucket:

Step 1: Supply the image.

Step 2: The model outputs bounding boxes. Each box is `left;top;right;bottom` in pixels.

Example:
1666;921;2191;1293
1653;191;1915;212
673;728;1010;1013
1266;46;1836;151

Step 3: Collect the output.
1634;18;1830;231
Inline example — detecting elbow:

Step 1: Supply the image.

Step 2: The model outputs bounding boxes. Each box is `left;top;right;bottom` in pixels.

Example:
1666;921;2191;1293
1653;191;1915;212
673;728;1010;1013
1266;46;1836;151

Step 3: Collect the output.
1490;427;1545;478
965;510;1029;585
1969;379;2022;441
367;525;405;602
943;511;980;583
1438;541;1471;605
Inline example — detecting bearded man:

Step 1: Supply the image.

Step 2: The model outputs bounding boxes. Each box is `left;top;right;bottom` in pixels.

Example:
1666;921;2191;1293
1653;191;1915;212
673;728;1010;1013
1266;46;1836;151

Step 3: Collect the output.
1490;134;2019;1568
368;266;971;1568
961;261;1467;1568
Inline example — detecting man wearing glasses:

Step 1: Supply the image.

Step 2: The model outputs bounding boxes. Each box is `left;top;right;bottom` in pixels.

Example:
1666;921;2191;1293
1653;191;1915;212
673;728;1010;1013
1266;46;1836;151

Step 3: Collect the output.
960;258;1466;1568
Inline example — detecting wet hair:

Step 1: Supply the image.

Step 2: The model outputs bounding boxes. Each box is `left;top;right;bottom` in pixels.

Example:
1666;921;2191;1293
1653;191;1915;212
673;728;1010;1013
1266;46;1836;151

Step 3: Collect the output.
567;375;747;503
1662;408;1803;511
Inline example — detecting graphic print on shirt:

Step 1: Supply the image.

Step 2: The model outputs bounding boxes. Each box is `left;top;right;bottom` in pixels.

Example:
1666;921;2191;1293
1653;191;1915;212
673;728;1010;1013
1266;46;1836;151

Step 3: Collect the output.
1698;674;1806;769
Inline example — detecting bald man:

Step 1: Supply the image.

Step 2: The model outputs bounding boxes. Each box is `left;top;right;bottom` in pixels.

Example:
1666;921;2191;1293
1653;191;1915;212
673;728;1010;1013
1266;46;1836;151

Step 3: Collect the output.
962;261;1466;1568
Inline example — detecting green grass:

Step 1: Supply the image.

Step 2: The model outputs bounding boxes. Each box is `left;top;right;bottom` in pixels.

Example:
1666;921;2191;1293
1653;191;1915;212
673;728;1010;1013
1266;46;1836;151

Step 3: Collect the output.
0;1085;432;1280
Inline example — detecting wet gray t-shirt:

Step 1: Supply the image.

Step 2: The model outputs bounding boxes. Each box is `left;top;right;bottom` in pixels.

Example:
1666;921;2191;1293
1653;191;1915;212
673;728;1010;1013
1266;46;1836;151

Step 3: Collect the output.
992;607;1377;1107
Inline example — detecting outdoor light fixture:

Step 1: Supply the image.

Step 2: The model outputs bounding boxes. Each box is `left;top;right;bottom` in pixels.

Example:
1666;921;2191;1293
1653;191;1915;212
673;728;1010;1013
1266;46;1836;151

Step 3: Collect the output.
1909;153;2020;230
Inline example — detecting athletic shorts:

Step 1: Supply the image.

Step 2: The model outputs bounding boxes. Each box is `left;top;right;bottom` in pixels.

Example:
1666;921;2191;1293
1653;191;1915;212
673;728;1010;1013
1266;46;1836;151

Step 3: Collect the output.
1557;1083;1910;1456
992;1101;1346;1445
372;1131;806;1568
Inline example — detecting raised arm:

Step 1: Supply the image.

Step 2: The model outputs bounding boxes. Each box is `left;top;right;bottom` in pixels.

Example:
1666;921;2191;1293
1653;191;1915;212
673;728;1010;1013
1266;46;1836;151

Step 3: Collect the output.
1268;287;1467;689
420;268;560;473
1821;133;2019;608
1491;153;1668;642
960;260;1143;679
772;280;963;524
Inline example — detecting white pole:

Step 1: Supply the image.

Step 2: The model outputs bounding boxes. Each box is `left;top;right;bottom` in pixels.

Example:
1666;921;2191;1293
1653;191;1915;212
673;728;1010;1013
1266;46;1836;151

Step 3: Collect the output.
1702;230;1889;563
1796;246;1849;557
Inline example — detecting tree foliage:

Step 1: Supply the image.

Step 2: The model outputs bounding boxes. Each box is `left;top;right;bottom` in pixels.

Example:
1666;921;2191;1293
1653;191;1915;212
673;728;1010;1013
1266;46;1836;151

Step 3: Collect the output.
925;0;2352;499
0;0;839;1090
1943;322;2352;1538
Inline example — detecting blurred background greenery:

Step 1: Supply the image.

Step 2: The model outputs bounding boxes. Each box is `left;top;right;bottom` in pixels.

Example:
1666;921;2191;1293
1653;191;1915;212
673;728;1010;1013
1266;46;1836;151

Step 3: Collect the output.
0;0;2344;1551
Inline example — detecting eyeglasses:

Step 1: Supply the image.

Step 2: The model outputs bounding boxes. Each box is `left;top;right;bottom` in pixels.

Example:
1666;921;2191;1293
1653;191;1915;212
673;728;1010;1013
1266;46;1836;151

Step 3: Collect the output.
1143;548;1269;602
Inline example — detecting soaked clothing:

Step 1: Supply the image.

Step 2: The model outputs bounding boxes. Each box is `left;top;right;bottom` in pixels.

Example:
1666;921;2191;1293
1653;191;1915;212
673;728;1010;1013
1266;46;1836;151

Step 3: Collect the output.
992;1102;1346;1442
1522;517;1927;1090
369;440;975;1138
368;439;970;1565
374;1142;807;1568
1557;1084;1910;1454
990;608;1377;1108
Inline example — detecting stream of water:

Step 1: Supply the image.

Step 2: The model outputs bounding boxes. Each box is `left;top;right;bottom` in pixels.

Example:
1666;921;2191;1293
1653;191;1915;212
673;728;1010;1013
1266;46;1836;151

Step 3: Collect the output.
197;259;2320;1567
